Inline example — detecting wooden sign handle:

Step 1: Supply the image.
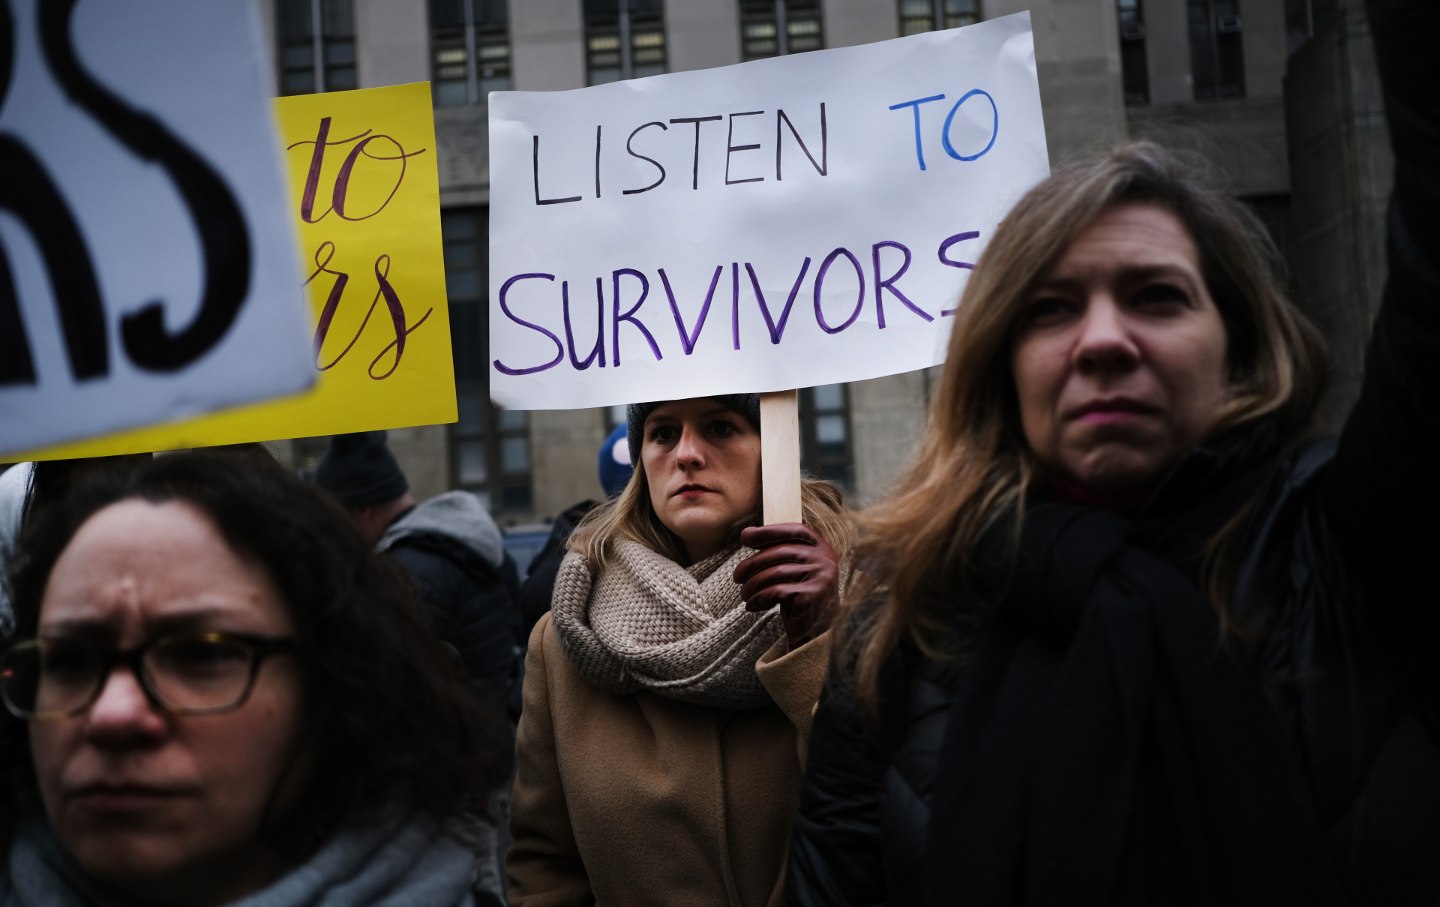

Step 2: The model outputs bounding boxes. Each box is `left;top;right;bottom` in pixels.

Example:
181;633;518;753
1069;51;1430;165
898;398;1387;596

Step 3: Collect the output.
760;390;802;525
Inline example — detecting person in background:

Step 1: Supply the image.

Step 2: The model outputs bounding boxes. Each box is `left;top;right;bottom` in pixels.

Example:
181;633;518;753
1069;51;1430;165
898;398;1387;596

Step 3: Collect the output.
507;394;853;907
315;431;521;705
0;452;502;906
786;2;1440;902
516;422;634;637
315;430;519;902
0;464;34;636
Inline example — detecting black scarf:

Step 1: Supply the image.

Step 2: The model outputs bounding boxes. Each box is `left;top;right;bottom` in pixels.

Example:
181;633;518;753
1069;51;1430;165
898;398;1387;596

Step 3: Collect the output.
924;425;1345;906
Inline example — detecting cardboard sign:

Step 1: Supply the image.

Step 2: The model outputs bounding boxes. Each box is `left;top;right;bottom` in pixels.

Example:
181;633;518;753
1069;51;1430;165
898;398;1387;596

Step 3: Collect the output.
7;81;457;460
0;0;312;456
488;12;1048;410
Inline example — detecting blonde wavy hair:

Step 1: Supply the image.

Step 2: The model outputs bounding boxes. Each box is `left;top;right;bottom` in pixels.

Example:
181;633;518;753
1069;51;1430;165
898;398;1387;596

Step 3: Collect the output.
844;142;1328;711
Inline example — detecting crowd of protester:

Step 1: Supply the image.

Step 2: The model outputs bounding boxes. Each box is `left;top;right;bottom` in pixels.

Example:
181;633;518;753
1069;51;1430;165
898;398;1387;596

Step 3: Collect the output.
1;0;1435;903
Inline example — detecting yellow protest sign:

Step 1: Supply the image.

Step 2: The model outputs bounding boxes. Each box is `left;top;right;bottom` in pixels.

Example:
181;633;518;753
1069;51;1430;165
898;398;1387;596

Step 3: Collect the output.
7;82;456;461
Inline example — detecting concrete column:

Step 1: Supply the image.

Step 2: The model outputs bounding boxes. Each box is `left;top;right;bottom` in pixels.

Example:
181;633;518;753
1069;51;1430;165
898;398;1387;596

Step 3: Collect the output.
511;0;587;90
1145;0;1192;105
354;0;429;89
1242;0;1288;99
1284;6;1389;430
987;0;1129;165
668;0;742;72
847;370;933;506
824;0;898;48
253;0;278;95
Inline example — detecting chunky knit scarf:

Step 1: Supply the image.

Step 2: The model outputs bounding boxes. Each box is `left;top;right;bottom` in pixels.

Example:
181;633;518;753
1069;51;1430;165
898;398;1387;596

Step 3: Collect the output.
550;540;783;709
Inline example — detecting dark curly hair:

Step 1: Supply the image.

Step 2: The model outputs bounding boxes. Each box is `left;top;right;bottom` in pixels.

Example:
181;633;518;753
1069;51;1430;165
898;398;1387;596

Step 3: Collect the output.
0;451;507;856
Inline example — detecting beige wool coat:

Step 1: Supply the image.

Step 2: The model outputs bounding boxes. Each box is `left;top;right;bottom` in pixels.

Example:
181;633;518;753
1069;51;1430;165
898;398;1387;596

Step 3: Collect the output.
506;612;831;907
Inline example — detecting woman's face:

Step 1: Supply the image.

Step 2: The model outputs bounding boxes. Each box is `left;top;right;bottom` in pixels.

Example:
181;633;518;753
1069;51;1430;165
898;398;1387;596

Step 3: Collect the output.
29;499;307;906
642;399;762;563
1010;203;1230;495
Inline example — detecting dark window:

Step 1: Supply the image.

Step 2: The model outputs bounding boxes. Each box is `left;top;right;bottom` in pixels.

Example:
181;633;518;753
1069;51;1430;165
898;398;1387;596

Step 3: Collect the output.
1118;0;1149;105
430;0;511;106
799;384;854;490
277;0;356;95
1188;0;1245;100
740;0;824;61
898;0;979;36
442;208;533;515
585;0;667;85
277;0;318;95
1284;0;1337;55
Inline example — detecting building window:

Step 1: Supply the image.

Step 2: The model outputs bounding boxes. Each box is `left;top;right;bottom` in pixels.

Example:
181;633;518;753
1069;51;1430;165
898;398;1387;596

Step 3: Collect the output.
1188;0;1245;100
277;0;357;96
430;0;511;106
800;384;854;490
441;208;533;515
740;1;823;61
899;0;979;36
585;0;667;85
1285;0;1337;55
1118;0;1149;105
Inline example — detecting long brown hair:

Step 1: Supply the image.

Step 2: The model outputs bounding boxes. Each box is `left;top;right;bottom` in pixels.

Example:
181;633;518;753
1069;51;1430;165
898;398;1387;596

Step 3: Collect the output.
844;142;1328;711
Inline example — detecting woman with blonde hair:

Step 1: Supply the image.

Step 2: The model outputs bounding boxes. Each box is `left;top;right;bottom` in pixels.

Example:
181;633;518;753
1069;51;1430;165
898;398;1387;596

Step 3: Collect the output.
507;394;852;907
787;2;1440;902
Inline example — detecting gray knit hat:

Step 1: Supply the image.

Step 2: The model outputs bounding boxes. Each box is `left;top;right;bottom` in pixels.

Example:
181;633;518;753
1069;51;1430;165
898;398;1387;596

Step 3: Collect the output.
626;394;761;465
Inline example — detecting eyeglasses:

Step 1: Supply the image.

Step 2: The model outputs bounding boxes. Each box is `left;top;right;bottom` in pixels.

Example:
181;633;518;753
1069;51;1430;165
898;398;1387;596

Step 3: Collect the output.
0;632;297;722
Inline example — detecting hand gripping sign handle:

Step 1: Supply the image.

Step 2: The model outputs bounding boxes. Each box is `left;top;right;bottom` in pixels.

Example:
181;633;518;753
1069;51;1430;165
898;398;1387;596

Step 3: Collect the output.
760;390;802;525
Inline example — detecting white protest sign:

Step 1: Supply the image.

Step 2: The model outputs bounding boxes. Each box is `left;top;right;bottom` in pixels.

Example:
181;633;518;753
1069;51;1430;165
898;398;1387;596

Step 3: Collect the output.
0;0;311;455
488;12;1047;410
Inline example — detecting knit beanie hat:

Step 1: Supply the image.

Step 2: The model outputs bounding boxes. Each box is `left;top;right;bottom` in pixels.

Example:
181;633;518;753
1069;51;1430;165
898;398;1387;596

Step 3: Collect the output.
626;394;761;465
597;423;634;498
315;431;409;508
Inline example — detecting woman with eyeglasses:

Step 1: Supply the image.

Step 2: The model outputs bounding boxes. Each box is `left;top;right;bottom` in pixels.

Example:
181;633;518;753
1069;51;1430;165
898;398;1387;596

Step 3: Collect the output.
0;452;506;907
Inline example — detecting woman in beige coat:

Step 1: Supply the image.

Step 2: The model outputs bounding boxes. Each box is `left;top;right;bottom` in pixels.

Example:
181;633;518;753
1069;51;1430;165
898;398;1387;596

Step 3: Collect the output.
507;394;852;907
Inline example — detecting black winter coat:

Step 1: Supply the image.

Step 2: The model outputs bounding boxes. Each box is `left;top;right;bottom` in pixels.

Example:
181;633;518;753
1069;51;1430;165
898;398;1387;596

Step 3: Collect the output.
379;492;524;724
390;539;521;698
787;3;1440;903
516;499;597;638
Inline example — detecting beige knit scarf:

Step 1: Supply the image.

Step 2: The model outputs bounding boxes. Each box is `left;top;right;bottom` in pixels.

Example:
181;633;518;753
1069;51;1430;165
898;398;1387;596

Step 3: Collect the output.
550;540;783;710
